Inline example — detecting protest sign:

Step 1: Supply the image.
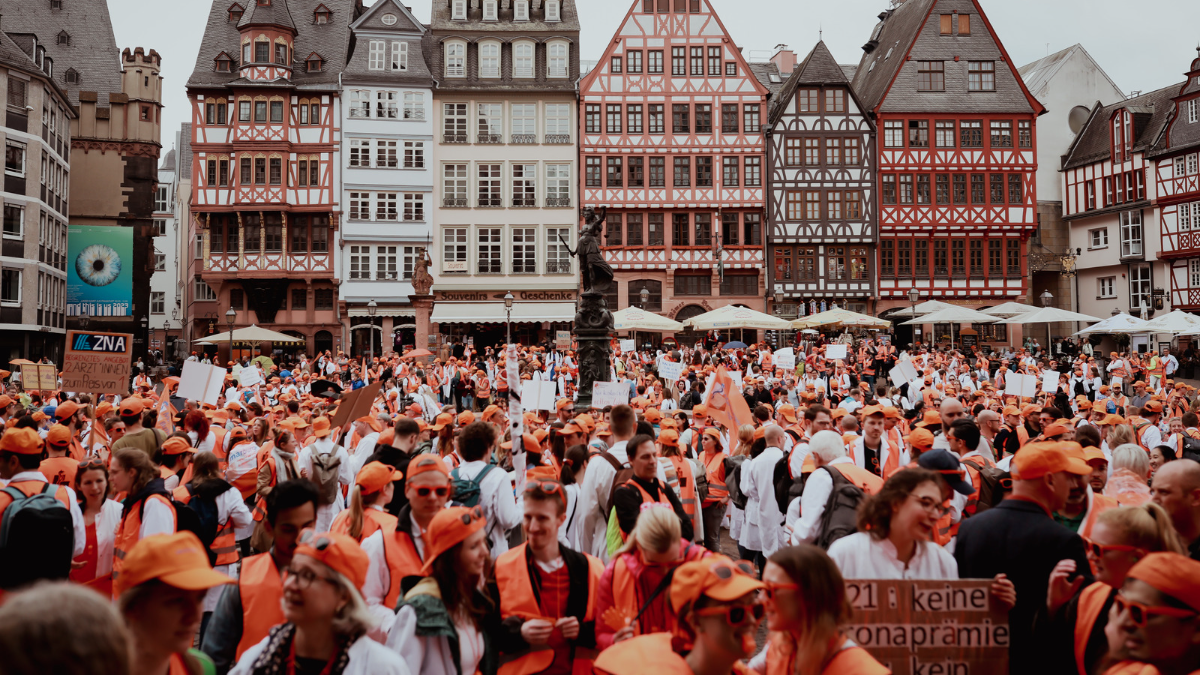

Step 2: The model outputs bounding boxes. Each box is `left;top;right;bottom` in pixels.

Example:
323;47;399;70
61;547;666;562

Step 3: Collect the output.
619;339;636;353
773;348;796;371
825;344;848;360
658;359;685;382
62;331;133;395
592;381;630;408
20;363;57;391
1041;370;1060;394
1004;373;1037;399
844;579;1008;675
520;379;557;411
330;382;382;432
889;358;920;388
238;366;263;388
555;331;571;350
177;361;228;406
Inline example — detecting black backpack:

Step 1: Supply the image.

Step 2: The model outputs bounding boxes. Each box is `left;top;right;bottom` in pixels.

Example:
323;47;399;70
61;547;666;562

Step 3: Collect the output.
772;452;800;514
139;493;207;559
814;466;866;549
724;455;748;510
181;480;237;565
450;464;497;508
1181;435;1200;464
0;484;74;590
598;452;634;515
960;459;1012;513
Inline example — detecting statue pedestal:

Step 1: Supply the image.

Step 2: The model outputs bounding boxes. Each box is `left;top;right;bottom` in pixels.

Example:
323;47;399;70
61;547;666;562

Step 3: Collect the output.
412;294;434;348
573;291;613;409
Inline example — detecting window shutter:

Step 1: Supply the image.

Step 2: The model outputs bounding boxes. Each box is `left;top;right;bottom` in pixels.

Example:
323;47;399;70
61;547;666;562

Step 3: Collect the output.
940;14;952;35
958;14;970;35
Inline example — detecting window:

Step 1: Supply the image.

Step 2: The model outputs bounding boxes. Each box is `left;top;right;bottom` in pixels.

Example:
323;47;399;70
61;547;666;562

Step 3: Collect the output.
881;240;894;275
672;214;690;246
1018;121;1032;148
823;138;842;166
147;290;165;315
349;139;370;167
606;104;622;134
403;91;424;120
452;0;466;19
627;105;644;134
349;245;371;280
917;61;944;91
1086;182;1096;210
379;246;400;280
619;214;641;247
627;51;643;74
648;105;664;134
1008;174;1022;204
547;228;571;273
275;42;289;66
4;142;25;176
708;47;722;76
1089;228;1109;250
827;247;847;281
804;191;821;220
742;213;761;246
959;13;971;35
916;174;931;205
804;138;820;166
696;156;712;187
306;55;323;73
373;192;397;221
882;175;896;205
933;120;955;148
989;174;1005;204
483;0;497;20
694;213;711;246
673;104;689;133
909;120;929;148
606;157;623;188
933;239;948;277
349;90;370;119
674;157;690;187
939;14;953;35
548;42;568;78
936;174;950;204
403;193;424;221
969;239;983;278
720;272;758;296
674;272;710;296
375;91;397;119
1189;99;1199;124
606;214;623;246
445;42;465;77
690;47;704;76
743;105;760;133
238;99;252;122
611;56;623;74
6;77;26;108
585;157;601;187
477;103;502;141
289;288;307;310
0;268;19;305
798;89;819;112
585;104;601;134
649;157;665;187
1099;276;1116;298
511;228;536;273
968;61;995;91
899;174;913;204
722;157;739;187
796;247;817;280
443;228;467;271
649;50;664;74
479;42;500;78
403;141;424;169
514;42;534;78
478;228;501;274
510;164;536;206
718;104;739;135
744;157;760;186
546;103;570;141
822;89;844;113
545;0;560;21
1120;210;1143;258
1006;240;1019;276
266;157;280;185
511;104;536;141
367;140;394;168
270;100;284;123
960;121;982;147
2;205;22;237
255;41;270;63
442;164;468;207
478;164;501;207
1129;263;1151;310
315;289;334;311
970;173;984;203
990;120;1013;149
695;104;712;133
884;121;903;148
914;240;928;275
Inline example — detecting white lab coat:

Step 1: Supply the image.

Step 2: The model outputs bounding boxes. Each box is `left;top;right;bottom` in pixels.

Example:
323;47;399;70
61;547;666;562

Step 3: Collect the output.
232;632;410;675
790;457;855;546
389;601;484;675
828;532;959;580
203;488;255;612
89;499;123;578
453;459;521;558
739;446;785;557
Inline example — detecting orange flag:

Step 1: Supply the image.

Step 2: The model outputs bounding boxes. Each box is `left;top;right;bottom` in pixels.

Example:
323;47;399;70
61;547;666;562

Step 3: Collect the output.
704;366;754;432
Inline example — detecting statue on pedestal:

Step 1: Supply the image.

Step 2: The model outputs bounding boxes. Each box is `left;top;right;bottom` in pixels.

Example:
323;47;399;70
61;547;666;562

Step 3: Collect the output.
562;207;615;409
411;247;434;296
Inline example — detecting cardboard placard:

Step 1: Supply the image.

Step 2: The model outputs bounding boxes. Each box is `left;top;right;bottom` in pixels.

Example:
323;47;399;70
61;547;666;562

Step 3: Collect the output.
1041;370;1060;394
619;339;636;353
20;363;57;391
555;331;571;350
591;381;630;408
177;361;228;407
330;382;382;432
62;331;133;395
520;379;557;411
825;344;848;360
238;366;263;388
845;579;1009;675
773;348;796;371
658;360;685;382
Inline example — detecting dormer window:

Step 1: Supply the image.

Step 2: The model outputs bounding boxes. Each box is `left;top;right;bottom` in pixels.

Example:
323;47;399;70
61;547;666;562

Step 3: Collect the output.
306;53;323;72
515;0;529;21
546;0;560;21
314;4;331;24
547;40;568;78
50;0;62;8
215;53;233;72
1113;110;1132;164
391;42;408;72
479;41;500;78
257;0;270;6
369;41;385;70
64;68;80;84
43;58;52;78
56;31;70;46
452;0;466;20
242;42;251;64
513;41;534;78
228;3;243;21
445;41;465;77
483;0;497;20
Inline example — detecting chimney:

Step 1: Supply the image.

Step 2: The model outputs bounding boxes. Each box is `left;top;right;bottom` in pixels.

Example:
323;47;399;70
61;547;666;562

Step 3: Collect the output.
771;45;797;76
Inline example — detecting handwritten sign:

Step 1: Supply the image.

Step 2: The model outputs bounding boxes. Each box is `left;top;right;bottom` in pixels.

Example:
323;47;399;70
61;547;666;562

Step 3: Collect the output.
62;331;133;395
619;339;636;353
591;381;630;408
773;348;796;371
555;331;571;350
845;579;1009;675
177;361;228;406
1041;370;1060;395
20;363;57;391
658;360;685;382
825;344;848;360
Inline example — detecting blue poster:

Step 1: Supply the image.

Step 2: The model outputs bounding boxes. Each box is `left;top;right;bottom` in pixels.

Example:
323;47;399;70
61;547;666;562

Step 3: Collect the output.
67;225;133;317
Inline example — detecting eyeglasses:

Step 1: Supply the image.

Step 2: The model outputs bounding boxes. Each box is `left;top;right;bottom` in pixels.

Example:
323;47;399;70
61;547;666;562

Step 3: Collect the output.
761;582;800;601
283;565;337;590
414;486;450;498
461;505;484;525
1081;536;1140;559
695;602;765;626
1113;594;1198;627
912;495;951;517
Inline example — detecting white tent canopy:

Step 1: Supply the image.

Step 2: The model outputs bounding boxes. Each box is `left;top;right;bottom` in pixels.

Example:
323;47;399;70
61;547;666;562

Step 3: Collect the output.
888;300;958;318
683;305;792;331
1141;309;1200;335
899;307;1000;325
612;307;684;332
791;308;890;330
1073;312;1150;336
980;302;1035;317
994;306;1103;324
200;324;306;343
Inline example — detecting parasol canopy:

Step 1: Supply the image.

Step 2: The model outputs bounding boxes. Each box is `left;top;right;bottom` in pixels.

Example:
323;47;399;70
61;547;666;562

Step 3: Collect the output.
994;306;1104;324
792;308;890;330
682;305;792;331
899;307;1000;325
1073;312;1150;336
1142;310;1200;335
980;302;1036;318
888;300;958;318
611;307;685;332
199;325;306;344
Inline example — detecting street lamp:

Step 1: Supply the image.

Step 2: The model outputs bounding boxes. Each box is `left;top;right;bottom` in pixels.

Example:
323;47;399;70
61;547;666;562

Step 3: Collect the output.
907;287;920;344
367;300;378;363
639;287;650;350
225;307;237;364
504;291;514;346
1040;290;1054;353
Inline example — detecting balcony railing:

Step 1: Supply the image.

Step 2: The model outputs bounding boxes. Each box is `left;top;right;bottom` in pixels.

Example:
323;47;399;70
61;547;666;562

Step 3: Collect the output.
511;134;536;144
512;197;536;207
545;134;571;144
546;197;571;208
546;261;572;274
442;197;467;208
442;133;468;144
478;134;503;144
478;197;503;208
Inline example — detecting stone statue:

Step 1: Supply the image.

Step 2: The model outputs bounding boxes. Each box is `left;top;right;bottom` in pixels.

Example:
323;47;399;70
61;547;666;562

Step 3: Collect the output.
411;247;433;295
560;207;614;294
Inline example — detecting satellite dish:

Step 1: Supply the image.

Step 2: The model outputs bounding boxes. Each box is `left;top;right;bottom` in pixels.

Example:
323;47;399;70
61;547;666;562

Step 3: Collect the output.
1068;105;1091;135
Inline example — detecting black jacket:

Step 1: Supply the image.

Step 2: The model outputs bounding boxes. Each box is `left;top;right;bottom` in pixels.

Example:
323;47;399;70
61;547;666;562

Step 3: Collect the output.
613;475;694;542
955;497;1092;675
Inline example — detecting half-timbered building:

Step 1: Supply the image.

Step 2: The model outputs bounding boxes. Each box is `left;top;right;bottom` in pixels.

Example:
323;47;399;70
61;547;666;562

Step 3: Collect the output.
187;0;357;358
579;0;771;342
850;0;1044;345
1150;52;1200;316
1062;86;1174;323
766;41;876;319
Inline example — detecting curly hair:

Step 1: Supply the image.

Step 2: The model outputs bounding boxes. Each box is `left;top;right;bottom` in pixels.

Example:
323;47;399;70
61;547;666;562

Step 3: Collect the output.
856;467;946;540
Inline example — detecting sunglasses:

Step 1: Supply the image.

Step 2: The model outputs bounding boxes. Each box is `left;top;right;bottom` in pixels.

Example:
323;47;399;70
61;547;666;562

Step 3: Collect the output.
1082;536;1140;559
524;479;565;500
761;581;800;601
695;602;765;626
1113;594;1198;627
298;529;332;551
414;486;450;498
78;458;106;470
461;505;484;525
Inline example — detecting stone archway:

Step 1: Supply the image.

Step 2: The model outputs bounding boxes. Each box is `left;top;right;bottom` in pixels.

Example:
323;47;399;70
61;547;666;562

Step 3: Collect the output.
673;304;709;347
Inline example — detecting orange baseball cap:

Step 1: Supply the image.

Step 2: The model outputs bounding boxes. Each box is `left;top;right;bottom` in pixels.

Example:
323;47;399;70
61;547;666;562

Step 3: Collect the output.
904;428;935;449
113;532;234;597
95;401;113;417
777;404;797;424
1083;447;1108;465
378;428;396;446
882;406;902;420
692;403;708;416
356;461;404;495
1076;399;1092;411
533;428;550;443
421;506;486;574
161;437;194;455
311;416;332;438
555;398;573;411
406;454;451;480
658;429;680;447
1002;406;1021;416
457;411;476;426
501;433;540;454
860;405;884;418
561;421;586;436
1101;413;1125;425
119;399;145;416
1126;552;1200;613
295;530;370;591
1012;442;1091;480
46;424;72;447
753;426;766;440
1143;400;1163;414
595;423;611;438
357;416;383;433
481;405;501;422
643;408;662;423
575;413;596;434
668;554;764;615
0;395;12;408
914;410;941;428
54;401;81;420
1040;423;1069;438
430;412;455;432
0;427;42;455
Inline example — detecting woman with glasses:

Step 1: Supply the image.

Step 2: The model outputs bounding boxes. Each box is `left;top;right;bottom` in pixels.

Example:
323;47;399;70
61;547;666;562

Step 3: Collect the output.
751;544;889;675
231;530;408;675
70;456;123;596
593;555;765;675
1102;552;1200;675
1042;504;1186;675
388;505;495;675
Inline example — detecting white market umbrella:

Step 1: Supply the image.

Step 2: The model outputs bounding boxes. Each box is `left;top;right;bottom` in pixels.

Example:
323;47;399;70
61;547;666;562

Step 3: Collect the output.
1074;312;1150;336
901;306;998;348
994;306;1104;325
612;307;684;332
1141;310;1200;335
683;305;792;331
888;300;958;318
792;307;890;330
980;302;1036;318
200;324;307;344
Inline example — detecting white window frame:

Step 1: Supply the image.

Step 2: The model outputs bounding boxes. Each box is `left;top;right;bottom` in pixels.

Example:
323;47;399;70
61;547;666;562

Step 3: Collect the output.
403;91;425;120
150;291;165;314
1098;277;1115;299
400;246;416;280
443;227;468;272
153;250;166;271
376;90;398;119
378;245;399;280
1189;153;1198;176
443;102;468;139
1129;263;1151;309
545;0;560;21
479;41;501;79
1177;156;1187;178
3;268;24;306
2;204;23;239
402;193;424;222
1088;228;1108;249
403;141;424;169
547;41;568;78
482;0;497;20
513;41;534;79
4;141;26;177
443;163;468;202
511;227;536;273
349;192;371;220
1191;261;1200;288
195;279;216;301
478;163;502;207
445;41;466;78
391;41;408;72
452;0;467;20
514;0;529;21
477;227;502;274
546;164;571;203
1182;203;1192;232
349;139;371;168
368;40;386;71
477;103;503;139
350;90;371;118
349;245;371;280
545;103;570;140
547;227;571;274
1120;210;1143;258
512;164;537;206
511;103;536;138
1189;99;1198;124
376;192;398;222
374;139;397;168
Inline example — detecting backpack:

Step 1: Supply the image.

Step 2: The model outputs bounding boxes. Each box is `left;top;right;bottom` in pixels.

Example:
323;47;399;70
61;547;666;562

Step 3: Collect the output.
814;466;866;550
772;452;798;514
181;481;236;565
309;446;343;506
450;464;496;508
0;484;74;589
1106;400;1117;414
598;452;634;515
960;459;1012;513
139;493;206;559
690;458;709;503
724;455;748;510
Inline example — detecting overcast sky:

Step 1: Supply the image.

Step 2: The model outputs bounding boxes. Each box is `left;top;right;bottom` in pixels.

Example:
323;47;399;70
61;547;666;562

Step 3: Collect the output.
108;0;1200;157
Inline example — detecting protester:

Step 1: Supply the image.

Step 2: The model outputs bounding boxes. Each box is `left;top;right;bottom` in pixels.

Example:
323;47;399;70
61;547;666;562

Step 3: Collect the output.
789;430;882;547
1149;459;1200;560
1102;552;1200;674
0;582;131;675
70;456;123;595
110;446;177;596
697;427;728;553
453;420;521;557
612;434;694;543
297;416;353;533
333;461;402;542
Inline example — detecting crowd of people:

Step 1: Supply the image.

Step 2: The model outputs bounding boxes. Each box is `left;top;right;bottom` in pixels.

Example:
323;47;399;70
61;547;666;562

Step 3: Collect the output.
0;335;1199;675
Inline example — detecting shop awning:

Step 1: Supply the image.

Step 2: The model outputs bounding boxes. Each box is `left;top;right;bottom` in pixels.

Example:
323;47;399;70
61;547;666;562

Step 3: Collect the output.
431;302;576;325
347;307;416;318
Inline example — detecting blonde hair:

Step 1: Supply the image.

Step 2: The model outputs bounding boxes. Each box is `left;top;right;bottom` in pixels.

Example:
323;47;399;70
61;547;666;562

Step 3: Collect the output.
328;567;376;639
1097;503;1188;554
615;505;680;558
733;424;755;457
1107;424;1134;448
1112;444;1150;478
345;484;389;541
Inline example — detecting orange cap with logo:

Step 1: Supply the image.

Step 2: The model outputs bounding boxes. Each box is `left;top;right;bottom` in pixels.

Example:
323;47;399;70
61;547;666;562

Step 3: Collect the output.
355;461;404;495
1012;442;1091;480
669;554;763;615
0;427;42;455
113;532;234;597
294;530;371;591
421;506;486;574
46;424;72;447
406;454;451;480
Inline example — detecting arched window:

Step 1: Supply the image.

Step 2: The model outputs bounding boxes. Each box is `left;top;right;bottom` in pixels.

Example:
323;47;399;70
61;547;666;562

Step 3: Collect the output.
444;41;465;77
478;41;500;78
513;41;534;78
56;31;70;46
547;41;568;78
64;68;80;84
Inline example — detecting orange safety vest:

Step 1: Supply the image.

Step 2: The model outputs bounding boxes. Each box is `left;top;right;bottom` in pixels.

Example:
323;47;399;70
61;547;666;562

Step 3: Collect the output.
330;506;398;543
381;521;428;609
226;440;260;501
611;540;706;637
828;463;884;496
1131;418;1155;452
701;450;728;504
1148;357;1165;378
112;494;176;597
235;553;286;660
766;633;889;675
0;480;72;519
39;457;78;487
172;484;240;566
665;456;699;534
1075;582;1113;675
494;543;604;675
1079;493;1120;543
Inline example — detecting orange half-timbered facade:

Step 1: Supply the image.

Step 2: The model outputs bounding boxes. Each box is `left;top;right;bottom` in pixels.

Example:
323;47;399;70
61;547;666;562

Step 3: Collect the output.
850;0;1044;336
579;0;771;339
1151;54;1200;313
187;0;358;358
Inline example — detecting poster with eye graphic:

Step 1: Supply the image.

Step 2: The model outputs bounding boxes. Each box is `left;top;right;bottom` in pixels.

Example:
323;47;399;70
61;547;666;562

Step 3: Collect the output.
67;225;133;317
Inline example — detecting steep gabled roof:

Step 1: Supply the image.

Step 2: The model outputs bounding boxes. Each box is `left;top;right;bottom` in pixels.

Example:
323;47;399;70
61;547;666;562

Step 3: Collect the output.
1018;44;1124;102
1149;52;1200;159
0;0;122;106
350;0;424;33
850;0;934;113
749;62;784;99
770;41;873;130
238;0;297;31
344;0;432;87
1062;84;1180;170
